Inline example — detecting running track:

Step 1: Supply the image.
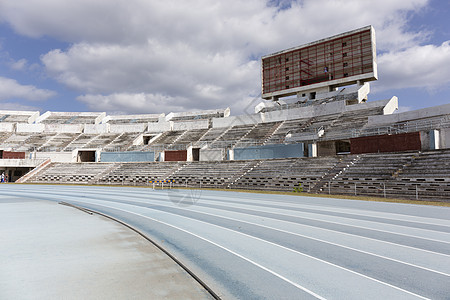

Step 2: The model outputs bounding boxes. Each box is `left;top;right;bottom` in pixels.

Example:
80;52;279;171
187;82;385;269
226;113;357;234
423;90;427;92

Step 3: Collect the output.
1;185;449;299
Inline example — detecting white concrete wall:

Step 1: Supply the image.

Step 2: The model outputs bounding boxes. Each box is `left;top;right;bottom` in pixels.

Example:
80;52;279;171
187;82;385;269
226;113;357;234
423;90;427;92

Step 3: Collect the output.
212;114;262;128
382;96;398;115
344;98;391;113
16;123;45;133
33;152;74;163
35;111;51;123
44;124;84;133
101;113;163;124
368;103;450;126
440;128;450;149
110;123;147;133
147;121;172;132
93;112;106;124
84;124;110;134
199;148;224;161
0;159;44;167
28;111;40;124
173;119;209;130
0;110;39;124
165;108;229;122
0;123;15;132
262;100;345;123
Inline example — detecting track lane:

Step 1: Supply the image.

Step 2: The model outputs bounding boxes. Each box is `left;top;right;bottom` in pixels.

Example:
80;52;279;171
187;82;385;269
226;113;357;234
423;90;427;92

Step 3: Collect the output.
2;185;450;299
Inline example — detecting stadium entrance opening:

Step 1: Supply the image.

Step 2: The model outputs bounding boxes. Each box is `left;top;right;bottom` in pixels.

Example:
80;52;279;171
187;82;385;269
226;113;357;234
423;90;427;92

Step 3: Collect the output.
77;150;96;162
192;148;200;161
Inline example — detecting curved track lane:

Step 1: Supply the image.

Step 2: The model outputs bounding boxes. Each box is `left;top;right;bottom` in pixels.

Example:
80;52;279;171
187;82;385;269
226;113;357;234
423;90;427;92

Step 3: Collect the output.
1;185;450;299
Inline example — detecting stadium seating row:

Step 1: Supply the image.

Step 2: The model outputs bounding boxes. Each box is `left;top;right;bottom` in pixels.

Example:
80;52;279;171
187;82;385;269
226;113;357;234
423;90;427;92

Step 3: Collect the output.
25;149;450;201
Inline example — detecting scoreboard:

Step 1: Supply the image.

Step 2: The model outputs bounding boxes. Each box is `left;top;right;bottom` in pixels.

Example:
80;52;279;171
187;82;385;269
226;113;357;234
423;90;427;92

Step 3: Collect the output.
261;26;377;100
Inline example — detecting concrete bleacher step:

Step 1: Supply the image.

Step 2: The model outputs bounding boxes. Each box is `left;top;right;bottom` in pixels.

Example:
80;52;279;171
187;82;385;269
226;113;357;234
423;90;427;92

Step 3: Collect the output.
164;162;191;181
391;154;419;178
227;160;262;188
232;124;258;149
62;133;84;151
16;159;52;183
91;163;123;184
169;131;187;147
262;121;285;145
309;155;357;193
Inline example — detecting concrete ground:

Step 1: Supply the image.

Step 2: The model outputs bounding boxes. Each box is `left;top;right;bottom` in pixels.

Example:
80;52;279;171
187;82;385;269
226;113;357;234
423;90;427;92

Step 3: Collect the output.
0;196;212;300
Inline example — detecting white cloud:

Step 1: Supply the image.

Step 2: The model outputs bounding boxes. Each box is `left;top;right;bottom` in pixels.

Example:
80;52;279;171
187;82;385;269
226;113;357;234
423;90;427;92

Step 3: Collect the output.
0;76;56;101
1;0;442;114
9;58;28;71
375;41;450;92
0;102;39;111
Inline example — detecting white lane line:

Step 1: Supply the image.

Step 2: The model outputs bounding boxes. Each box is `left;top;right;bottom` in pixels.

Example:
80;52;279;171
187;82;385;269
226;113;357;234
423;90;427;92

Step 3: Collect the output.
82;193;450;276
70;198;429;300
11;185;450;228
72;199;327;300
115;193;450;258
5;188;450;254
8;186;450;228
175;203;450;277
181;193;450;227
197;199;450;244
4;188;450;247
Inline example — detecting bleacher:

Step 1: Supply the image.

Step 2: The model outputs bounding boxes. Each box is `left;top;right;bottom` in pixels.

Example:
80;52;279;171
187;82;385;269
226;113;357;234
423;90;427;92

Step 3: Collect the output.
173;129;209;146
264;117;312;144
39;133;80;151
84;133;121;149
0;97;448;202
98;162;184;185
197;128;226;144
104;133;141;151
211;124;254;148
232;157;339;191
358;115;450;138
30;162;116;184
2;133;33;151
321;106;384;140
168;160;256;188
38;112;102;124
23;133;58;151
320;151;450;200
64;134;98;150
105;114;160;124
150;131;185;146
0;114;30;123
234;122;281;147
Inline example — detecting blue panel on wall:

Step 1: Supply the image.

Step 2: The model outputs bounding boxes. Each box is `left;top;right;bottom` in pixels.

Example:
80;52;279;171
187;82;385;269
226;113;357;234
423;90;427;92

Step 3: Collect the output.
233;143;304;160
100;151;154;162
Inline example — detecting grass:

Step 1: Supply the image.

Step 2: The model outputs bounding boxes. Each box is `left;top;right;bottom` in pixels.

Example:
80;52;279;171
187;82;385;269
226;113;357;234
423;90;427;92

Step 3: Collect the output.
17;182;450;207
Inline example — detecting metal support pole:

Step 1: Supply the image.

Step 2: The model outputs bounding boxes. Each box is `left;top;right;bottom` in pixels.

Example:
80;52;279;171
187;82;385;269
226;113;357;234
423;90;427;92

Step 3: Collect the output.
354;183;357;196
416;185;418;200
383;183;386;198
328;181;331;194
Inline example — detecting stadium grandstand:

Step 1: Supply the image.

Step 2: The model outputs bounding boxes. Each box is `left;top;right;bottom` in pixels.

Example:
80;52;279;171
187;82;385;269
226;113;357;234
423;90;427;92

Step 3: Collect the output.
1;26;449;201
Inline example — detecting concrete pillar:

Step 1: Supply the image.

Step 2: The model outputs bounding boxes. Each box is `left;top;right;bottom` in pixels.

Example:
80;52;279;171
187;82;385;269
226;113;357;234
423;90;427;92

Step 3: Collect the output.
228;149;234;161
187;146;193;162
430;130;440;150
309;143;318;157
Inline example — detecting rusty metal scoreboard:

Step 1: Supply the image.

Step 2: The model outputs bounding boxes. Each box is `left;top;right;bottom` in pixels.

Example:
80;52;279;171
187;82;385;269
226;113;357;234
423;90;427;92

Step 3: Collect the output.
261;26;377;100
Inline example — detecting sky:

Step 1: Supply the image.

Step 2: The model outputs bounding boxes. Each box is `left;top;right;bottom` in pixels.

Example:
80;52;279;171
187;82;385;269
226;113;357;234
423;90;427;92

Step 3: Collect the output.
0;0;449;116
